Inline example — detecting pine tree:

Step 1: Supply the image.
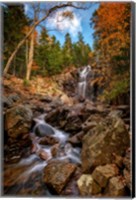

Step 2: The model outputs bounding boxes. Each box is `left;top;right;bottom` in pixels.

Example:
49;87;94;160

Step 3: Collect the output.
4;4;29;76
73;32;91;67
62;33;73;67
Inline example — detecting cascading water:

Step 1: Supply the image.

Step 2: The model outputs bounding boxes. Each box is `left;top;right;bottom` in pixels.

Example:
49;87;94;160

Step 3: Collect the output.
78;65;91;99
4;114;81;195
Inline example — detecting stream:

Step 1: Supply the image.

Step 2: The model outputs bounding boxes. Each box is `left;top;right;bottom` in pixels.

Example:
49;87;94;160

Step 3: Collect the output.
4;66;91;196
4;113;81;196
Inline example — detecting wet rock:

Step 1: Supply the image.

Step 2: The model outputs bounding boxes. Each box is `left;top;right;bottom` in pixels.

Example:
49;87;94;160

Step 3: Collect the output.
35;123;54;137
38;149;50;161
39;135;59;145
5;104;33;139
43;160;76;194
77;174;101;196
81;116;130;172
92;164;119;188
105;176;127;197
51;143;60;157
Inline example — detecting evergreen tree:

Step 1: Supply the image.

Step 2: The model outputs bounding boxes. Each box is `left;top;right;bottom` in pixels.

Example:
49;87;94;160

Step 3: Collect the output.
62;33;73;67
73;32;91;67
4;4;29;76
35;29;63;76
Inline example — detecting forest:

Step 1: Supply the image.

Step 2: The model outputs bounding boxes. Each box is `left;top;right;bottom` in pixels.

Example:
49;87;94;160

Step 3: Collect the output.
2;2;132;198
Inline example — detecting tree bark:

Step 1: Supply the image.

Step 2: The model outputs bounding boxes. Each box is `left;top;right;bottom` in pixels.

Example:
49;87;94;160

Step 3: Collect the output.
26;39;29;68
26;31;34;80
3;3;87;75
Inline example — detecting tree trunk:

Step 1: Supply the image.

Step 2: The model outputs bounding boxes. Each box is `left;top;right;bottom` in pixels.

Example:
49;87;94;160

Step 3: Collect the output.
26;31;34;80
26;39;29;68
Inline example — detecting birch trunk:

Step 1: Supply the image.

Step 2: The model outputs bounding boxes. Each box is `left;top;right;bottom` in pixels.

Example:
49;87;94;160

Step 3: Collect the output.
26;31;34;80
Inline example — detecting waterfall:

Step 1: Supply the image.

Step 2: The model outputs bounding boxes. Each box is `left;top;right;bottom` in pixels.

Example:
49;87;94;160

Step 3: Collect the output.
78;65;91;99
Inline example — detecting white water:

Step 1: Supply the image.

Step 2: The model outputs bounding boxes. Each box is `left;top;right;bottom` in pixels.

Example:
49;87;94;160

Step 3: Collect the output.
78;65;91;99
15;113;81;179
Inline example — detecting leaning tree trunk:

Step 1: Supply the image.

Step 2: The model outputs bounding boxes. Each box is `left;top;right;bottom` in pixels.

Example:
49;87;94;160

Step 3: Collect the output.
26;31;34;80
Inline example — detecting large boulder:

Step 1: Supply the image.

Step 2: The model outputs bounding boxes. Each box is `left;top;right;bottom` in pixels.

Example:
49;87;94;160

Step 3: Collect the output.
43;160;76;194
5;104;33;139
77;174;101;196
81;116;130;172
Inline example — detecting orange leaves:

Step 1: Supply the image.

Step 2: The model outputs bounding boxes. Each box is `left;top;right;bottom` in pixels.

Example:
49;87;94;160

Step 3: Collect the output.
92;2;130;65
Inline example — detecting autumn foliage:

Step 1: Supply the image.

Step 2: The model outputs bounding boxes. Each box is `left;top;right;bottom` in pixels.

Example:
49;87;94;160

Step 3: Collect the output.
91;2;131;103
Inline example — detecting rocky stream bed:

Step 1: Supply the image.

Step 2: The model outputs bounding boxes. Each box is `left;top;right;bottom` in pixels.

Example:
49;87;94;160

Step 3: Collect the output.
2;67;131;197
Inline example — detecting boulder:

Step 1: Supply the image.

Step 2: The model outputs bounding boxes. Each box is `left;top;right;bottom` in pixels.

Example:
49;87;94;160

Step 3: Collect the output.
35;123;54;137
5;104;33;139
92;164;119;188
43;160;76;194
77;174;101;196
105;176;127;197
81;116;130;172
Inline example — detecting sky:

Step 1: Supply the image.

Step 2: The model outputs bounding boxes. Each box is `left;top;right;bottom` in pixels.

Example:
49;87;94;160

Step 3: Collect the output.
24;2;99;49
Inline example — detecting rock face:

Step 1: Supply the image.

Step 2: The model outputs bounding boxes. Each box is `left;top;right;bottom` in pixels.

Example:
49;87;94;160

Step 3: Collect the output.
43;160;76;194
77;174;101;196
5;104;33;139
92;164;119;188
81;116;130;172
